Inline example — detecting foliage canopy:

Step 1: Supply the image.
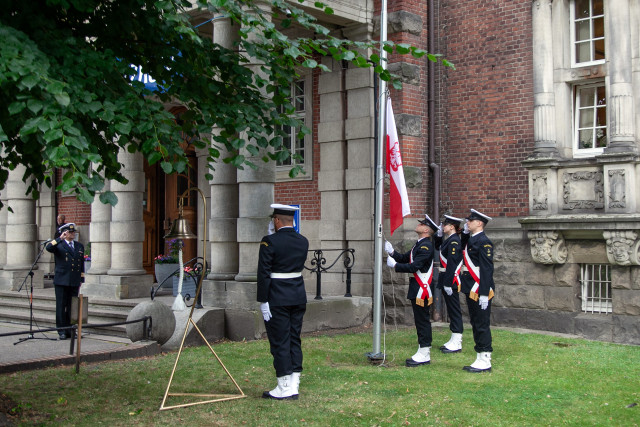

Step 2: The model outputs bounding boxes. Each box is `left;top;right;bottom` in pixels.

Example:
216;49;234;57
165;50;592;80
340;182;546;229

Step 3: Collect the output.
0;0;449;207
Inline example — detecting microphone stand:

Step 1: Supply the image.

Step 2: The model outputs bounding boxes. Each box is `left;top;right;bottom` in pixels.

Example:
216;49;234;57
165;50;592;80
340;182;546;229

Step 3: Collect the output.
14;241;57;344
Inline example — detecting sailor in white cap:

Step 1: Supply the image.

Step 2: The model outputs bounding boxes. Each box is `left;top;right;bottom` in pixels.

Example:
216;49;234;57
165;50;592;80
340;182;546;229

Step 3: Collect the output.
258;204;309;399
460;209;495;372
385;214;438;367
46;223;85;340
434;215;464;353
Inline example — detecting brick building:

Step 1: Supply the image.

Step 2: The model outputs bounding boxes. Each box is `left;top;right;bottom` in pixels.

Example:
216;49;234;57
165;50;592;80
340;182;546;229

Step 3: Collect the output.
1;0;638;344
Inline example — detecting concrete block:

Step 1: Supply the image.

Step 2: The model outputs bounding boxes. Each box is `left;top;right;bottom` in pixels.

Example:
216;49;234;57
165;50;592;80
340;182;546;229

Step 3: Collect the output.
345;168;373;191
492;307;577;335
387;11;423;35
347;88;374;119
225;308;264;341
318;69;343;94
318;170;346;192
345;67;374;90
574;313;614;342
126;300;175;345
545;287;578;311
346;219;373;241
345;117;374;140
320;92;344;122
318;120;345;143
631;267;640;290
161;308;225;350
565;241;608;264
612;314;640;345
320;191;346;219
319;141;346;170
347;139;374;169
395;114;421;136
81;274;154;299
303;296;372;332
498;284;545;309
612;289;640;315
610;266;631;290
319;220;346;241
388;62;421;85
553;263;581;287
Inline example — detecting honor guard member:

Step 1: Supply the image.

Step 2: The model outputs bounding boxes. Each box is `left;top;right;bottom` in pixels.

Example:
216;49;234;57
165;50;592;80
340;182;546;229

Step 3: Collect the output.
434;215;464;353
46;223;85;340
385;214;438;367
257;204;309;400
460;209;495;372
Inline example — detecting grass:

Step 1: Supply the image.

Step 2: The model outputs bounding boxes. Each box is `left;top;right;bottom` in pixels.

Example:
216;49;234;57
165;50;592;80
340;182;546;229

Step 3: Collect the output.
1;326;639;426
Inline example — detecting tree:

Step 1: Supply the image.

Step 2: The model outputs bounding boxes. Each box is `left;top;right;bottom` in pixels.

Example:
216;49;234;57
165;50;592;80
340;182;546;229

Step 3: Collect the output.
0;0;449;208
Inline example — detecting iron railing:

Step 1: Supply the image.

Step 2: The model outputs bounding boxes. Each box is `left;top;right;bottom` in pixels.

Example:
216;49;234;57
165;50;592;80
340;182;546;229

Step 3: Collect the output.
151;256;206;308
304;248;355;300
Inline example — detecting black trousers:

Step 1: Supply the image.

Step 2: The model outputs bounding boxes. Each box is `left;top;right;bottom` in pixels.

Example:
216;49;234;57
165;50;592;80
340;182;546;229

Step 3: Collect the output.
54;285;79;336
442;290;463;334
410;299;432;347
264;304;306;378
465;293;492;352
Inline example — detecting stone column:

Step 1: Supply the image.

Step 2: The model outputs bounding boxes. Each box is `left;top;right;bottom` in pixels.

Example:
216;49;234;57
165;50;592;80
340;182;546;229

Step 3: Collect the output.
87;181;112;274
208;17;239;281
0;166;43;290
234;3;275;283
36;181;56;276
531;0;560;158
603;0;637;154
83;150;152;298
344;24;376;298
317;58;348;295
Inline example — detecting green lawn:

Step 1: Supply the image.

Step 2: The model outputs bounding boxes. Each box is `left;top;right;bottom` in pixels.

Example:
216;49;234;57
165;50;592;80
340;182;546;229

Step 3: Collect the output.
1;326;638;426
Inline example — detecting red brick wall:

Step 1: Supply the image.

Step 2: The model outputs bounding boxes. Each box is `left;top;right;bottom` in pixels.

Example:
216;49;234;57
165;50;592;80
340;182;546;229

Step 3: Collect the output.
55;169;91;225
274;67;322;220
435;0;533;218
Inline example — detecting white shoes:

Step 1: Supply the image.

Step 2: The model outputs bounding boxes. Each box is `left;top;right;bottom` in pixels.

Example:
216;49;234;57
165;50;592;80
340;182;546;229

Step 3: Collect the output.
405;346;431;367
440;333;462;353
262;375;299;400
463;352;492;373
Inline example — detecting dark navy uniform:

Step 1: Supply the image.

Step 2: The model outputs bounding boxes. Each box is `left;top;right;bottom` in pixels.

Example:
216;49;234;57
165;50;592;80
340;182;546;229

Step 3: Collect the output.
435;232;463;335
257;227;309;377
391;237;434;348
460;231;494;352
46;236;84;338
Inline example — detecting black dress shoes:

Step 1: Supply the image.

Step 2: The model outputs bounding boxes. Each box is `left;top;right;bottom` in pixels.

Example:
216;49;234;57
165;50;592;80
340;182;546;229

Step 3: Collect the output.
463;365;491;373
405;358;430;367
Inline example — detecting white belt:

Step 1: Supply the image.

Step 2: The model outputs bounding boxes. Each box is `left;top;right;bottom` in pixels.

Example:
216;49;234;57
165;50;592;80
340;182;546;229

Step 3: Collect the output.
438;266;468;272
270;272;303;279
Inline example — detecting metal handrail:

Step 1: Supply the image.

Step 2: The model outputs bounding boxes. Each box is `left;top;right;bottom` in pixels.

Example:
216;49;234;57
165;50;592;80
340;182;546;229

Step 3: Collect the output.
151;256;207;308
304;248;355;300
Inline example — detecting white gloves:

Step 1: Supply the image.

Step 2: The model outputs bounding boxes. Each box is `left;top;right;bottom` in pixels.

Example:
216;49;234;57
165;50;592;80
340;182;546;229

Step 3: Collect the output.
437;223;443;237
386;256;397;268
384;240;394;255
479;295;489;310
268;220;275;235
463;220;469;234
443;286;453;296
260;302;272;321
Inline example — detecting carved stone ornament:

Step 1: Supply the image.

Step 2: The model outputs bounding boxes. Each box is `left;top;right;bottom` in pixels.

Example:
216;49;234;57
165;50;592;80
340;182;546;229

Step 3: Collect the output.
528;230;567;264
532;173;548;210
603;230;640;266
608;169;626;209
562;171;604;210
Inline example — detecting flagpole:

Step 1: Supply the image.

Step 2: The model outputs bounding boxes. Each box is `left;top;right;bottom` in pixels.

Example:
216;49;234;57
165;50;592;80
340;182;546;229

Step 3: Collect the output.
368;0;388;361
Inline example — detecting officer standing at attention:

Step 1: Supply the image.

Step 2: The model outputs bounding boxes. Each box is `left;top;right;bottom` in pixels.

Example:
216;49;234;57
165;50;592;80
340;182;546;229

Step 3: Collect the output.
46;223;84;340
258;204;309;400
460;209;495;372
434;215;465;353
385;214;439;367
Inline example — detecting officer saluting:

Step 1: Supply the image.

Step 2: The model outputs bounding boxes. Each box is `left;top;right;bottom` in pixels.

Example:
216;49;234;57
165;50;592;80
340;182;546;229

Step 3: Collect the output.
434;215;464;353
258;204;309;400
385;214;439;367
46;223;85;340
460;209;495;372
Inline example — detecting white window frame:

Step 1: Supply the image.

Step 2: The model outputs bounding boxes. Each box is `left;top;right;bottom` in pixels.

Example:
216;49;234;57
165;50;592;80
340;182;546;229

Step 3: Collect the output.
573;81;607;158
580;264;612;314
276;73;312;182
569;0;605;67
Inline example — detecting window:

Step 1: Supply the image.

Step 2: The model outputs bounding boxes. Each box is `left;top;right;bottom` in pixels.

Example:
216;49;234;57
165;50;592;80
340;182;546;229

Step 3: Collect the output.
573;82;606;157
580;264;612;314
276;75;312;181
570;0;605;66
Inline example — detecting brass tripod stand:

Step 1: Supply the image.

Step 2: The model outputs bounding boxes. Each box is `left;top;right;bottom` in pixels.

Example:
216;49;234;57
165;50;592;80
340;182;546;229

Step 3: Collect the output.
159;187;246;410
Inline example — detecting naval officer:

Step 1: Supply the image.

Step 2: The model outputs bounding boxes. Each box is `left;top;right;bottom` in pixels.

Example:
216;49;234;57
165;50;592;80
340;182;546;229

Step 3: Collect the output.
258;204;309;400
460;209;495;372
46;223;84;340
385;214;439;367
434;215;465;353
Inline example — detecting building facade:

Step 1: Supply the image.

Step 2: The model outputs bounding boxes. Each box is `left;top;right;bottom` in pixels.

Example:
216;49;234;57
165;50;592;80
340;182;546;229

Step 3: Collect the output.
0;0;638;344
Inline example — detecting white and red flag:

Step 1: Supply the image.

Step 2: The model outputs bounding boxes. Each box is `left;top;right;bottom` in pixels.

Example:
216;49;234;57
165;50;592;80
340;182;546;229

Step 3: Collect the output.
385;98;410;235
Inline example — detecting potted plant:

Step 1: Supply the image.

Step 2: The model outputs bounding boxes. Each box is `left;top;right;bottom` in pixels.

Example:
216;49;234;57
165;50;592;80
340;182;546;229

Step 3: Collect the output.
154;239;182;287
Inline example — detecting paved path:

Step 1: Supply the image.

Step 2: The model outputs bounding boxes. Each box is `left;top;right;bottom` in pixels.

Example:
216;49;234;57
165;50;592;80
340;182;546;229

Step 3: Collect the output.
0;321;160;374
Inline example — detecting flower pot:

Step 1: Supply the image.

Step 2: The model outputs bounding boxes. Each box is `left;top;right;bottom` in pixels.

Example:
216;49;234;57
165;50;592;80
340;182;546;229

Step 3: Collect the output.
172;276;197;298
155;263;179;287
84;261;91;273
